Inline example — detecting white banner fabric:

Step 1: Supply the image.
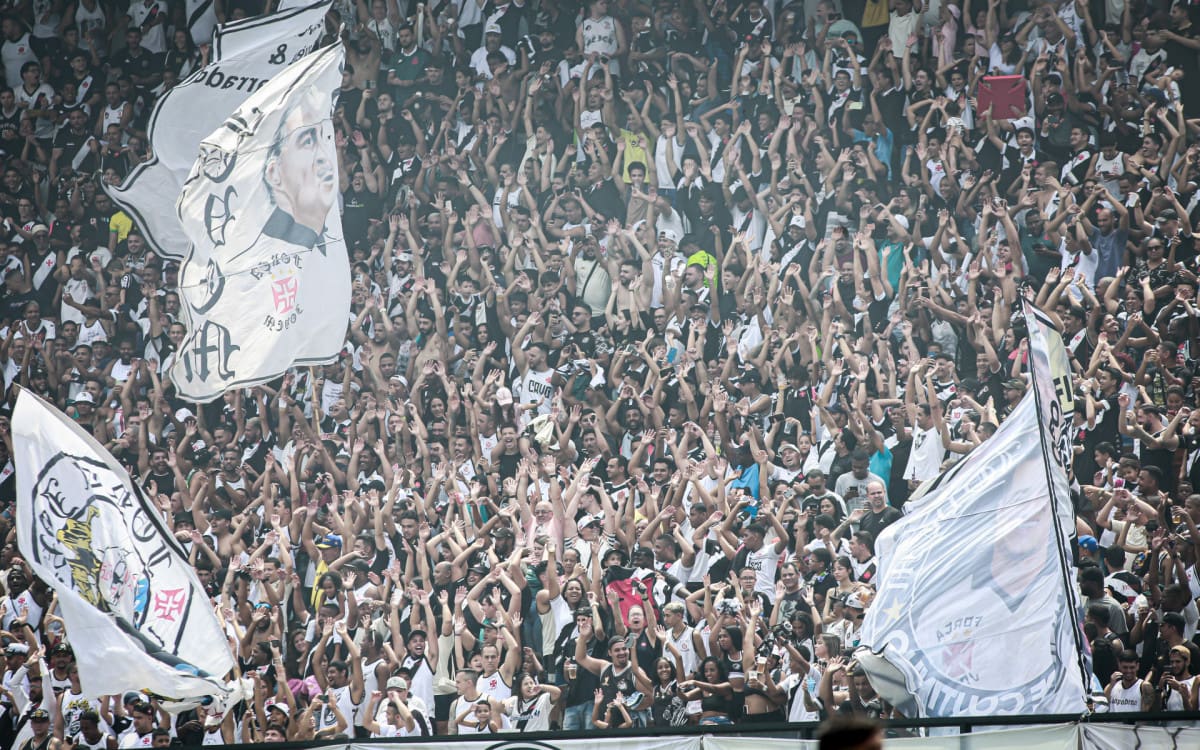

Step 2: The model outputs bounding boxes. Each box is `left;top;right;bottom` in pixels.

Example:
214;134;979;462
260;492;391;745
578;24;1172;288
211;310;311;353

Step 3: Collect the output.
169;42;349;402
13;389;233;699
856;304;1088;718
106;1;330;259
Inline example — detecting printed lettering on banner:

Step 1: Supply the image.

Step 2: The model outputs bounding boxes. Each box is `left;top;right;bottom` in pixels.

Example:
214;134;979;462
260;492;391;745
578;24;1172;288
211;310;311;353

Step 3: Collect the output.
105;0;332;259
170;42;349;402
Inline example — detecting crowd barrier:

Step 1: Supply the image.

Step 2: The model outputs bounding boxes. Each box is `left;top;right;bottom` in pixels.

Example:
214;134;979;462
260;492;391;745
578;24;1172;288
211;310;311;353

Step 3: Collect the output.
198;713;1200;750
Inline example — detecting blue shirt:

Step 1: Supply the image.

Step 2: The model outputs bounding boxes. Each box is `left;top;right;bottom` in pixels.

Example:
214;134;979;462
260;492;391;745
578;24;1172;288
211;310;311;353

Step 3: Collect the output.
851;126;894;179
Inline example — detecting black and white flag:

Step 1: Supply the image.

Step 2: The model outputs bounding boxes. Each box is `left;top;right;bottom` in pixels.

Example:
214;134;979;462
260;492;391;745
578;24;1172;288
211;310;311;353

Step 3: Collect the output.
13;389;232;699
856;300;1088;718
171;42;349;402
106;0;330;259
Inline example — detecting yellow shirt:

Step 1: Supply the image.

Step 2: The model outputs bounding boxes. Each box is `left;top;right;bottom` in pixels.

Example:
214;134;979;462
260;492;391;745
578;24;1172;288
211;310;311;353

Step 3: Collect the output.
863;0;889;28
619;129;649;183
684;249;719;293
109;211;133;243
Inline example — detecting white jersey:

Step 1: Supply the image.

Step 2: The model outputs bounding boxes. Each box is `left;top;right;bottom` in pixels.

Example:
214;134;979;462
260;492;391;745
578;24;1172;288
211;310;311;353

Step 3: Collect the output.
1108;678;1145;712
905;425;946;482
654;134;684;189
61;689;104;738
75;0;107;53
314;683;357;738
401;654;434;717
127;0;168;54
580;16;618;74
102;103;126;137
1;33;37;89
366;16;397;52
73;731;115;750
118;730;153;748
667;626;699;677
744;543;783;603
476;670;512;701
1094;151;1123;194
516;367;554;423
184;0;218;46
1164;675;1195;711
77;319;108;347
32;0;63;39
504;691;552;731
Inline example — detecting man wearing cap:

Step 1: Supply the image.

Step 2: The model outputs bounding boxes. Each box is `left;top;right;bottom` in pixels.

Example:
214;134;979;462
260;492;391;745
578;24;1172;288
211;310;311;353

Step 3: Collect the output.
573;618;651;720
362;677;418;737
999;377;1027;419
117;699;160;748
2;641;30;709
401;616;438;721
827;591;867;646
770;442;805;483
44;642;72;695
800;469;845;517
469;22;516;79
17;707;58;750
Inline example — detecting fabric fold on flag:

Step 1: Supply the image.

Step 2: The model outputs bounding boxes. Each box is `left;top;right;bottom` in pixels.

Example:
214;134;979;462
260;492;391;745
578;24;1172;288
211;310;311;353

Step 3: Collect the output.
13;388;233;700
856;300;1088;718
170;42;350;402
105;0;331;259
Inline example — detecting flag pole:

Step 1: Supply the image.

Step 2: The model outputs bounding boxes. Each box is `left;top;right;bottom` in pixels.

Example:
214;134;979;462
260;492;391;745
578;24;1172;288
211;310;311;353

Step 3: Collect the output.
1021;300;1092;711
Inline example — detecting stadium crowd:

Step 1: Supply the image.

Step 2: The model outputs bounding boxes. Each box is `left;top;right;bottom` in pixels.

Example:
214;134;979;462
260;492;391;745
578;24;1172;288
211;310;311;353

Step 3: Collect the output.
3;0;1200;745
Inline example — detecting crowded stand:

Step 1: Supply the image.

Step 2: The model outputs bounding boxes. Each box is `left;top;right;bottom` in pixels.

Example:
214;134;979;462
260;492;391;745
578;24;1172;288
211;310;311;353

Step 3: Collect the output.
3;0;1200;745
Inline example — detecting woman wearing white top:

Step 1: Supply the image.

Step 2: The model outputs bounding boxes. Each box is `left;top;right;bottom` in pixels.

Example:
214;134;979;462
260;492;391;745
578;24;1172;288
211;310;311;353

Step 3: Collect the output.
502;673;560;731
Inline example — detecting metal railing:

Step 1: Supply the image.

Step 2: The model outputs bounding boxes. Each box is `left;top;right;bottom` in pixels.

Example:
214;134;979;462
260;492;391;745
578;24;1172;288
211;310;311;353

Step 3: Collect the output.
198;710;1200;749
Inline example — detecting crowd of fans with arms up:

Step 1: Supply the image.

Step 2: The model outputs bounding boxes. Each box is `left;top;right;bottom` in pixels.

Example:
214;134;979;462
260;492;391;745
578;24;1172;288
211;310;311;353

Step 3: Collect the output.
3;0;1200;744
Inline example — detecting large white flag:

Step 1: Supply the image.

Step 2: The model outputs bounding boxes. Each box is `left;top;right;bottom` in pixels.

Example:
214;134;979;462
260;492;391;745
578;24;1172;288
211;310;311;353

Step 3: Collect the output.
856;300;1087;718
170;42;349;402
106;1;330;259
13;389;233;700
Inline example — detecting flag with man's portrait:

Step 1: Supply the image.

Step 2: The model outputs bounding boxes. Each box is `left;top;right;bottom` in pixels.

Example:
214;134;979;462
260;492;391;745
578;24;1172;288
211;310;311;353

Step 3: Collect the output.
856;300;1088;718
106;0;331;259
13;389;232;700
170;42;349;402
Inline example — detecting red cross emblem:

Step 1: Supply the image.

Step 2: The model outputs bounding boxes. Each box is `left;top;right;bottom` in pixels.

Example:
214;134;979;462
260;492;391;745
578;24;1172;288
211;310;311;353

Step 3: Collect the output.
941;641;975;680
152;588;186;621
271;276;298;314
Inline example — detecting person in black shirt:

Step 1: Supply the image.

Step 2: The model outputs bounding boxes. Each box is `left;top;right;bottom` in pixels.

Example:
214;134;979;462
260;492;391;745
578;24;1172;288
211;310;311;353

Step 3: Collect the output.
0;88;21;158
112;29;159;89
61;50;104;112
341;167;382;247
50;109;96;183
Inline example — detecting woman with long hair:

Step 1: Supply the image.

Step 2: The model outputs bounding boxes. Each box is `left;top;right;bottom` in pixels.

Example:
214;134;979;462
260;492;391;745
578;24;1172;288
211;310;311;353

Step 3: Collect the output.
821;557;857;624
502;672;562;731
650;637;689;727
680;657;735;725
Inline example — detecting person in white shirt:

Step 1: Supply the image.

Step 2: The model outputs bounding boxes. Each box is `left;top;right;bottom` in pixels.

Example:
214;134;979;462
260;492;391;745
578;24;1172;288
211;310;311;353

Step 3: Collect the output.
502;673;561;731
361;681;425;737
717;506;790;604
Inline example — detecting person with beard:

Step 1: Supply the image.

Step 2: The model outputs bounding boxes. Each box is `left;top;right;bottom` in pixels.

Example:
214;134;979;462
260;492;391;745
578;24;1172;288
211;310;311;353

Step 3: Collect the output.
517;22;560;71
